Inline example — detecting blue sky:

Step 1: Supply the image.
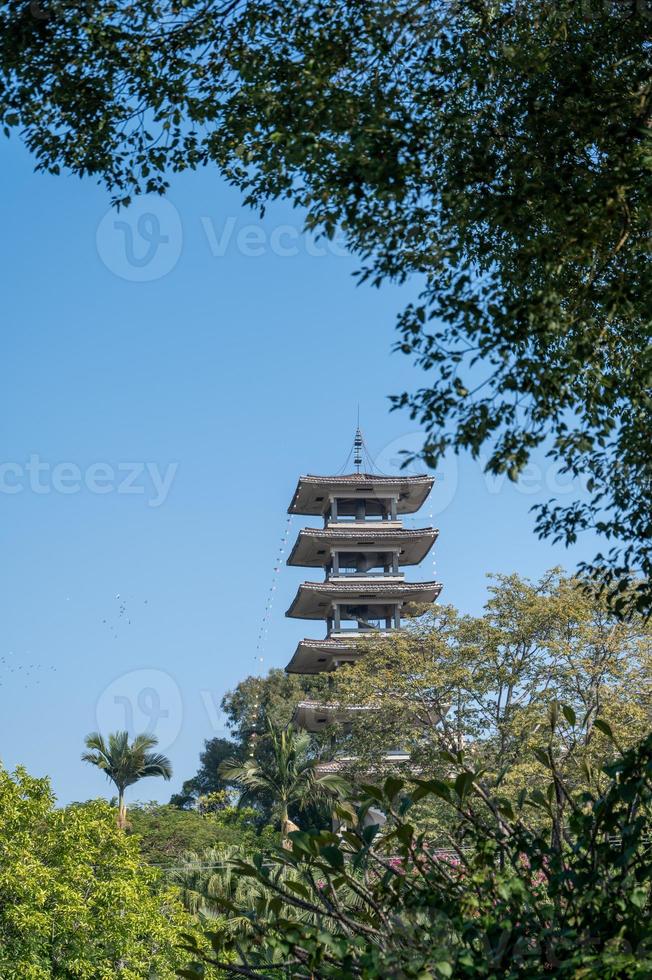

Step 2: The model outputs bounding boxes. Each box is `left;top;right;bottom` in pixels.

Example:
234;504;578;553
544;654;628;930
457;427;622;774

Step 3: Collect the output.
0;137;598;806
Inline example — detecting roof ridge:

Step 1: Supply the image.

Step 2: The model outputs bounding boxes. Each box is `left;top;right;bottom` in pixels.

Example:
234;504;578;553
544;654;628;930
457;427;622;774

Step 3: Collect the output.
297;526;438;535
298;580;442;590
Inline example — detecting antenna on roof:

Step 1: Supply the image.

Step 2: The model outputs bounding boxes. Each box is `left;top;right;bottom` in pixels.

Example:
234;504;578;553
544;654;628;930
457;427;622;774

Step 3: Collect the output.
335;411;385;475
353;425;363;472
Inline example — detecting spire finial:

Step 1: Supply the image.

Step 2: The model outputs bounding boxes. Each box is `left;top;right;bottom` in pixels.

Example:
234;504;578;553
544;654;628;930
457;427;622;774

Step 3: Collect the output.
353;415;363;473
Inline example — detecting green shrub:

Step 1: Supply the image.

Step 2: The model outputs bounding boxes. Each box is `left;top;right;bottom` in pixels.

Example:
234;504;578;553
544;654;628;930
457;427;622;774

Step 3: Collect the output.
182;714;652;978
128;802;268;868
0;767;192;978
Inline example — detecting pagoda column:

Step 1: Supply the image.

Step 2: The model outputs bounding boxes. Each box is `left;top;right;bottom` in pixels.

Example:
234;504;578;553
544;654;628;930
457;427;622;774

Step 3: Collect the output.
333;603;341;632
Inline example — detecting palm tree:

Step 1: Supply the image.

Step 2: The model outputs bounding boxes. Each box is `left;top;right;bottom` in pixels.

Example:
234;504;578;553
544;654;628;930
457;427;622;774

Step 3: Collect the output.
172;844;268;930
82;730;172;829
219;718;347;843
172;844;323;934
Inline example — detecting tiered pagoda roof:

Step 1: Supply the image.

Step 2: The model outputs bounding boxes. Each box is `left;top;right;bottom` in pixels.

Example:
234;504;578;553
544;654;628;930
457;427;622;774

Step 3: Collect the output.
282;437;443;768
286;636;363;674
286;579;442;620
293;700;377;731
294;696;450;733
315;751;412;775
287;526;438;567
288;473;434;516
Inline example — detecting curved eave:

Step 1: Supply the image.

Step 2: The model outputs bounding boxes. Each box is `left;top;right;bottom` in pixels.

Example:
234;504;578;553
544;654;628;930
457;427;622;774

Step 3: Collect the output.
285;580;443;620
285;637;374;674
287;527;439;567
315;752;412;775
292;700;376;732
294;700;451;732
287;474;434;516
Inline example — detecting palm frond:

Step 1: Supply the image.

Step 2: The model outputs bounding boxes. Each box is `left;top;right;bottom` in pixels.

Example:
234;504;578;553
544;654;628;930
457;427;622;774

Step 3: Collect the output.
315;773;351;798
130;732;159;753
80;750;110;771
82;731;108;756
81;729;172;796
219;717;343;832
141;752;173;780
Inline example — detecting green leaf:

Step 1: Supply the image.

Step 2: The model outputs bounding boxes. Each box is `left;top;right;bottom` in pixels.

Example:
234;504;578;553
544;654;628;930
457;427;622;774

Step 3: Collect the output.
362;824;380;845
435;962;453;977
454;771;474;799
383;776;404;801
395;823;414;845
533;748;552;770
412;778;452;803
360;783;384;802
631;887;648;910
284;880;313;901
593;719;615;741
562;705;576;727
320;845;344;870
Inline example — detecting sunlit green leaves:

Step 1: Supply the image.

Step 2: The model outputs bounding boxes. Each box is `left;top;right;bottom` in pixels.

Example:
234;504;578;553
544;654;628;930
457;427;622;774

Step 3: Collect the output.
0;766;192;978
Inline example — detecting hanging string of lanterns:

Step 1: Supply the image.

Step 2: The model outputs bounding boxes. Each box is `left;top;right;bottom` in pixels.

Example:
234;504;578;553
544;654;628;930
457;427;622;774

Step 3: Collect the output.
247;514;294;758
428;493;437;581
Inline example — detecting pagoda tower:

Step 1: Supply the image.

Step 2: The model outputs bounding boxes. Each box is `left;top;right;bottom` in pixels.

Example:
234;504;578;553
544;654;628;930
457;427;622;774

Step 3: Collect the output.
285;431;442;754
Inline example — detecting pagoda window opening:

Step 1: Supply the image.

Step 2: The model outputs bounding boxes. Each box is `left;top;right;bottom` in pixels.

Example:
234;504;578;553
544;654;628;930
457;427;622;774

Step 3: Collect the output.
326;495;398;524
329;549;403;578
330;602;402;634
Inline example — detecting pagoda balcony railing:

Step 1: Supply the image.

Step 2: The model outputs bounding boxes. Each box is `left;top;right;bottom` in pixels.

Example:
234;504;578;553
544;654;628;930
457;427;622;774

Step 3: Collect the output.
327;570;405;579
315;750;411;774
328;624;402;635
325;515;401;525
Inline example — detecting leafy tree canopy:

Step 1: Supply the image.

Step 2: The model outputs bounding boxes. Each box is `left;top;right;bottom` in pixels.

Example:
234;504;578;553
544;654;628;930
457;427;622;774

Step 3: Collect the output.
127;800;265;867
218;668;333;824
170;737;239;809
221;668;330;741
0;765;191;978
1;0;650;611
333;569;652;821
183;723;652;978
173;672;329;822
